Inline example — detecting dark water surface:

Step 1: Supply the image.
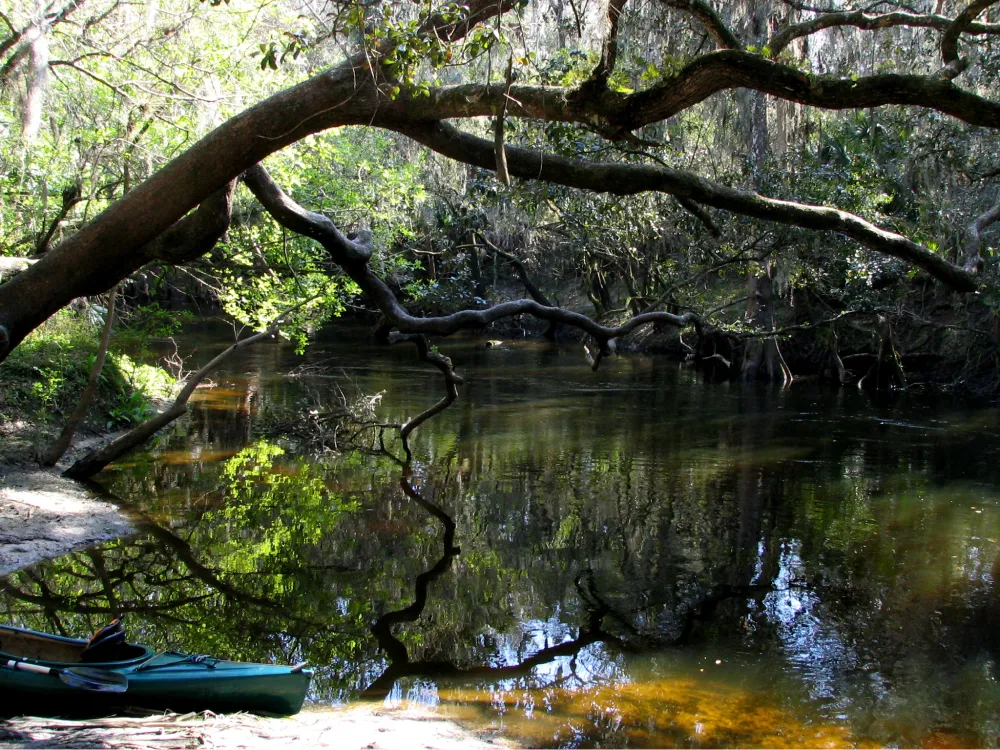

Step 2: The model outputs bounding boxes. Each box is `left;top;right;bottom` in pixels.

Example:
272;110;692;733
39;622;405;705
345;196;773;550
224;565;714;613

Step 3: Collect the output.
5;318;1000;747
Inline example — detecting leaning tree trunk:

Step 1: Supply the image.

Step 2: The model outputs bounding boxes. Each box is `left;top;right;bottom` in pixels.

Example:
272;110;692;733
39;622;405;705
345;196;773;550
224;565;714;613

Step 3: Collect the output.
63;296;315;479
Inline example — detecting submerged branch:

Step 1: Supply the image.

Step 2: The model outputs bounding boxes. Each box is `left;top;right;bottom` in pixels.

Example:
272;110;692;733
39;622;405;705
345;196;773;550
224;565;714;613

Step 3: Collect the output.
390;333;464;460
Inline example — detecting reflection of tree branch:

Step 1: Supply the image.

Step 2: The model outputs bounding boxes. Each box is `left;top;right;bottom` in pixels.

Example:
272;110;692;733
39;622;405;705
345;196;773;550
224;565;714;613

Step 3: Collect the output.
367;465;461;668
362;461;619;700
120;507;331;630
9;482;338;631
0;578;214;617
85;548;119;617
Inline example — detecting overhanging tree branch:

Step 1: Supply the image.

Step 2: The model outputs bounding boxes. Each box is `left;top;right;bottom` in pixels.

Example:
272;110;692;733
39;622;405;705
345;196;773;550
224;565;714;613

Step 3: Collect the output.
2;0;1000;362
941;0;1000;76
243;164;705;351
768;9;1000;57
661;0;742;49
395;121;980;292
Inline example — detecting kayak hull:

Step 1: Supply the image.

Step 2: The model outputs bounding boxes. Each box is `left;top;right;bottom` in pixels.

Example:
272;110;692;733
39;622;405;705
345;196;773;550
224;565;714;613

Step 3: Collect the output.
0;625;311;716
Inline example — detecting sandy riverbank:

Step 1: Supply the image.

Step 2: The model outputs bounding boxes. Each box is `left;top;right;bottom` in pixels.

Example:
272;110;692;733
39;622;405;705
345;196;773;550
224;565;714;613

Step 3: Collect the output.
0;467;133;577
0;704;518;750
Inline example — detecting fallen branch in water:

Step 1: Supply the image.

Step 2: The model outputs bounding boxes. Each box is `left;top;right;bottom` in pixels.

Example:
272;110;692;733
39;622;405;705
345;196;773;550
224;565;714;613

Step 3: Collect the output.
390;333;464;460
64;296;318;480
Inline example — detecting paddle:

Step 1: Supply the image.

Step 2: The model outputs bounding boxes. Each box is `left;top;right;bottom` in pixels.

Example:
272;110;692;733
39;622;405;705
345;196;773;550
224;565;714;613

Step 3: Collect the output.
2;659;129;693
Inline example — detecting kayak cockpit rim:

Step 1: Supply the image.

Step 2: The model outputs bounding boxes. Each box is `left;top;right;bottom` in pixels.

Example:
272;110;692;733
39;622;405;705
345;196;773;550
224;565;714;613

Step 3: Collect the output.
0;624;153;667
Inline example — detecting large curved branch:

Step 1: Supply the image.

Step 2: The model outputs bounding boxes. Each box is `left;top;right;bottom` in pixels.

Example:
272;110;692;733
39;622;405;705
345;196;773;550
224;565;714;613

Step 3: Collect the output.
768;9;1000;57
404;50;1000;134
4;2;1000;361
242;164;706;346
396;121;980;292
241;166;372;263
141;181;236;265
660;0;742;49
620;50;1000;130
942;0;1000;74
0;0;512;360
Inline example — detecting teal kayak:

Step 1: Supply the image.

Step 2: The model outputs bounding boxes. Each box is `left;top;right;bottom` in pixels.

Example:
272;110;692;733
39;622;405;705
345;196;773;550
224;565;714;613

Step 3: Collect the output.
0;624;312;716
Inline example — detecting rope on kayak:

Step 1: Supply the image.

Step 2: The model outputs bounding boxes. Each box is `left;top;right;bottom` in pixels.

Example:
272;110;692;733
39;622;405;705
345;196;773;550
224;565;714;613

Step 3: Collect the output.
134;651;219;671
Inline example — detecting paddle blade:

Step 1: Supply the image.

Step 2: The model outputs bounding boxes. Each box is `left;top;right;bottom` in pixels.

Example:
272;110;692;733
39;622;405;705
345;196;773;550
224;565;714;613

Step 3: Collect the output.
59;667;128;693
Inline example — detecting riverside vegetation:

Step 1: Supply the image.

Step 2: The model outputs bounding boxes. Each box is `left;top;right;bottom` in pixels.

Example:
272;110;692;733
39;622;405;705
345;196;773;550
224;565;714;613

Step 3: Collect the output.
0;0;999;399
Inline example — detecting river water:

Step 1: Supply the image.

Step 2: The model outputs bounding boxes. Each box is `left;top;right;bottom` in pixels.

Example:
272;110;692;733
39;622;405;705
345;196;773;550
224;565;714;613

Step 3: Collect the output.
5;318;1000;747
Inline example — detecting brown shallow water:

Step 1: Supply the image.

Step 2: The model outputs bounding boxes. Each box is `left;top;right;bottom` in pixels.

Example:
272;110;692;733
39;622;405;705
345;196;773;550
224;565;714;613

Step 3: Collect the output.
4;318;1000;747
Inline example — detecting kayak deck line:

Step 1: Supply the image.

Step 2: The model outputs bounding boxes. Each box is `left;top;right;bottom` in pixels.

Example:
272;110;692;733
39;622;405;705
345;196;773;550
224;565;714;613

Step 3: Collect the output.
133;651;220;671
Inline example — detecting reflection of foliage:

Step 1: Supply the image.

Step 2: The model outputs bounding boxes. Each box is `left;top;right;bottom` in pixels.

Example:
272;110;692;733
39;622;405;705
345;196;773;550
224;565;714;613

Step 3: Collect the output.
216;441;361;574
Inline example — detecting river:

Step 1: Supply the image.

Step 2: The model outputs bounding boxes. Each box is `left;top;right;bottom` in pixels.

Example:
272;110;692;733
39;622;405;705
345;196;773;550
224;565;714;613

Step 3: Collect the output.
4;317;1000;747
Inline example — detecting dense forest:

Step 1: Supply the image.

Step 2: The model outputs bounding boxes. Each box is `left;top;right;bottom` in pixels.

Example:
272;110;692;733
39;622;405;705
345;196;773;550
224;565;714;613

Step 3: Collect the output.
2;0;1000;439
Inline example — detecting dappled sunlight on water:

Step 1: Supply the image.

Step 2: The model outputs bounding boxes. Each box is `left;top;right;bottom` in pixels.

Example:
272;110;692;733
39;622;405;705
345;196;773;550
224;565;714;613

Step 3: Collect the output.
437;677;878;749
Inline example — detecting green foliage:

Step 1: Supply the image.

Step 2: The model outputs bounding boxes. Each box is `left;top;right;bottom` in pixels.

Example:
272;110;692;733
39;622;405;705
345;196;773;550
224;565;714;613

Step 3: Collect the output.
216;441;362;573
0;309;175;438
114;304;195;358
1;0;999;384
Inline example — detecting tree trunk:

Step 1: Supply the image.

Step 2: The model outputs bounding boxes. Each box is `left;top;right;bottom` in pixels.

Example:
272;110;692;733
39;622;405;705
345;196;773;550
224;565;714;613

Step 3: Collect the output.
859;314;905;391
741;263;792;383
817;328;848;384
41;285;118;466
467;232;486;299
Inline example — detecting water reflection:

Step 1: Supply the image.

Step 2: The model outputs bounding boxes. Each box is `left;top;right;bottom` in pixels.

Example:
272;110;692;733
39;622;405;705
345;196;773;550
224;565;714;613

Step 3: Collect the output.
3;320;1000;746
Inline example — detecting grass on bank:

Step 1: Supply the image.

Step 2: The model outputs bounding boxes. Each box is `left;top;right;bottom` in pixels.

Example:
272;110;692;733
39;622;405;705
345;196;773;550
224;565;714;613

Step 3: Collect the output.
0;307;177;466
